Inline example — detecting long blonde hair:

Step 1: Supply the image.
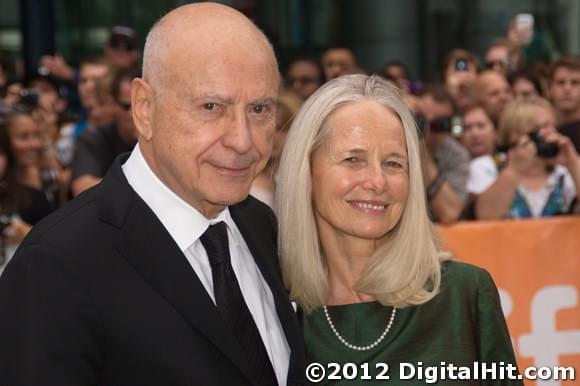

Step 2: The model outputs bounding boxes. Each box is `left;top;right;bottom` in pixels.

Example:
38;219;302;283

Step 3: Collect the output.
275;74;448;313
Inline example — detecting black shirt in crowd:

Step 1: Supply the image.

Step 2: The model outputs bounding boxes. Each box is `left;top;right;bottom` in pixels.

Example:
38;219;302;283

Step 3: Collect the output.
71;124;134;181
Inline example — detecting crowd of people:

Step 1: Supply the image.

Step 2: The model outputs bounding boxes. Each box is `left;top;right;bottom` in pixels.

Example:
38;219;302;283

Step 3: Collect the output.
0;3;571;385
0;12;578;258
282;44;580;225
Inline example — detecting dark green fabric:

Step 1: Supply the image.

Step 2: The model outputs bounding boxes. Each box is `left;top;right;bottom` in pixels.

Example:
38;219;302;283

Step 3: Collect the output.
302;261;522;385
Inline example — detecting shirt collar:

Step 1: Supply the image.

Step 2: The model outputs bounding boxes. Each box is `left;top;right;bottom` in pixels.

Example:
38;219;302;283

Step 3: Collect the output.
122;144;233;252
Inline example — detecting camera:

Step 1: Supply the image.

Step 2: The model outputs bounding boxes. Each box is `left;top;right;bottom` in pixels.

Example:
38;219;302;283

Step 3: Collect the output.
497;131;559;158
454;58;470;72
416;114;463;138
528;131;559;158
18;88;39;108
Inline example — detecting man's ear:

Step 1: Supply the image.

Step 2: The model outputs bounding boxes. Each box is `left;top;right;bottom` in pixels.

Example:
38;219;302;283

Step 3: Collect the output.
131;78;154;141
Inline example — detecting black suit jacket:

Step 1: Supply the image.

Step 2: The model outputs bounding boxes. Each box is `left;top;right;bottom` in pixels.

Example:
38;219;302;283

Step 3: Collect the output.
0;155;306;386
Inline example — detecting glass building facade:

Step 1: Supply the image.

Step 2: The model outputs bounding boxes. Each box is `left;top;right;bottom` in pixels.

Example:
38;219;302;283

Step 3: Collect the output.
1;0;579;81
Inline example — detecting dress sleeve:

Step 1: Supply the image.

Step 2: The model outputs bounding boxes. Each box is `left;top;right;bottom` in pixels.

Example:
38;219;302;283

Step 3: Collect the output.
475;268;523;385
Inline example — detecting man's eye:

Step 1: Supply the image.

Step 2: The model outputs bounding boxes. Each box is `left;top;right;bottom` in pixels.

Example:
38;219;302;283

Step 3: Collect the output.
203;103;217;111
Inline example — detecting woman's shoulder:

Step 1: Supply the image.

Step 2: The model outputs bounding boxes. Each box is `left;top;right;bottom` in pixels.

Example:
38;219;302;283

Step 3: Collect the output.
440;260;496;292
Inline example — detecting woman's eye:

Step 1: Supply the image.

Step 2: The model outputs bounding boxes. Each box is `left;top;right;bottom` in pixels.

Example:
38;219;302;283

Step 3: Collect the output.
385;161;402;168
252;104;265;114
343;157;358;163
203;103;216;111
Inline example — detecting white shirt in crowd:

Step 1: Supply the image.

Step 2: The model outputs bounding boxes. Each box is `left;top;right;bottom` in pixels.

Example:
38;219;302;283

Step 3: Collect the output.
467;154;576;217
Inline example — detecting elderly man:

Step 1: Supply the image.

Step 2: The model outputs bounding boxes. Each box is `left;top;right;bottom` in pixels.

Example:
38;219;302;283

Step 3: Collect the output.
0;3;305;386
474;70;513;125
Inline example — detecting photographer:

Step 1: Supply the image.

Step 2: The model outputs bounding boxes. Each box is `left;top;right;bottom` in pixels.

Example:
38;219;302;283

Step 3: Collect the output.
472;96;580;219
417;84;470;224
441;49;479;111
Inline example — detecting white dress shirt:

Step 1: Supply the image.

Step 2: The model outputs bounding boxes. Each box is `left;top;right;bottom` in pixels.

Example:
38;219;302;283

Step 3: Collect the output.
122;145;290;385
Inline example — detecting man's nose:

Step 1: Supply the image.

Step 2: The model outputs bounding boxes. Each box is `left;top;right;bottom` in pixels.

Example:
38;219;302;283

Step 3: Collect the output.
223;110;253;154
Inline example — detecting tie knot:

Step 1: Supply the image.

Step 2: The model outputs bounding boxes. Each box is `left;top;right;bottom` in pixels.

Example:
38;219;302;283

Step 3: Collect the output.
200;221;230;266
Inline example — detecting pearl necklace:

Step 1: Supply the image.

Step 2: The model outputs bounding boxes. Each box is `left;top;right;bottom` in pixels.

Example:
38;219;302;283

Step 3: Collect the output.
323;305;396;351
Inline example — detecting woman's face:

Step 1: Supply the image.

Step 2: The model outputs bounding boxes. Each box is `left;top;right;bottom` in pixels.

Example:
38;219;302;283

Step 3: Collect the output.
461;107;496;158
311;99;409;243
8;114;43;167
512;78;538;99
509;106;557;144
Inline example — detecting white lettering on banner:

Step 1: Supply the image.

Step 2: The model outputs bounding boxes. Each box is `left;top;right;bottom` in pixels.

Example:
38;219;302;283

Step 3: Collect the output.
517;286;580;386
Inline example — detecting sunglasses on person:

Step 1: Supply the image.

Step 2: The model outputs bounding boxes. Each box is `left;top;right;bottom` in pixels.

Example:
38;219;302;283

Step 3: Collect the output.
485;59;509;69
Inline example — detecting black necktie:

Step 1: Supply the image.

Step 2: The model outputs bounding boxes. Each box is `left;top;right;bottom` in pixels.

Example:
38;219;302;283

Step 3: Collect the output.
200;221;278;386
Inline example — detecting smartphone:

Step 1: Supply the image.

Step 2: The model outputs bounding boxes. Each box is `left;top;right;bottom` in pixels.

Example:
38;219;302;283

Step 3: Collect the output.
514;13;534;45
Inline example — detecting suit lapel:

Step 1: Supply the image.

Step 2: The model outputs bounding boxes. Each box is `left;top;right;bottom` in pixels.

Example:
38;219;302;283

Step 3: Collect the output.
97;158;254;384
230;201;306;385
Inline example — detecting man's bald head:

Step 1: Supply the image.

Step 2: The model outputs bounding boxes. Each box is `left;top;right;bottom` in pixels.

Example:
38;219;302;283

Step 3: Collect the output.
475;70;513;123
132;2;281;217
142;2;278;91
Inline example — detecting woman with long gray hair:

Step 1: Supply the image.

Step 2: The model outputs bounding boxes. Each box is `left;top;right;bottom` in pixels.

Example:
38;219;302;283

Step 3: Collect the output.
275;74;521;385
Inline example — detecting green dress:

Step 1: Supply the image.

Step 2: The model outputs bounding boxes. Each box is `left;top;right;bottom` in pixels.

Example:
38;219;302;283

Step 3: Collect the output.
302;261;523;385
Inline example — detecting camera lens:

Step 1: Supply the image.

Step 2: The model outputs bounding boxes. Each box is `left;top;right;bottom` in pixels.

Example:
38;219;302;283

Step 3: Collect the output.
528;132;559;158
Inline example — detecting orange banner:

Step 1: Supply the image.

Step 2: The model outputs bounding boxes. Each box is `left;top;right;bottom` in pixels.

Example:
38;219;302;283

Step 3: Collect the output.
438;217;580;385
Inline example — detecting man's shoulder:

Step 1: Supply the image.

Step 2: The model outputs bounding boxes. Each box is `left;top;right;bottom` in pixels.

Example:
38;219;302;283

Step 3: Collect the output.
230;195;277;235
435;136;470;173
440;136;470;158
232;195;276;220
76;125;118;149
22;186;105;251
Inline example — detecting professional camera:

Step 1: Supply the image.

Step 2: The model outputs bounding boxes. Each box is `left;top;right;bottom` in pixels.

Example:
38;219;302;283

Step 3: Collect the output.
18;88;40;108
528;131;559;158
497;131;559;158
415;114;463;138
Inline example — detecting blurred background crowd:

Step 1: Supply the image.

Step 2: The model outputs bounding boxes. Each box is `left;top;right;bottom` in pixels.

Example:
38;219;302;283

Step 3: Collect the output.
0;0;580;265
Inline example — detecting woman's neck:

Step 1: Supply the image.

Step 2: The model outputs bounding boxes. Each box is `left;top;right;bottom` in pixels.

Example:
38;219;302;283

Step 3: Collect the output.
319;226;379;305
520;160;550;190
17;165;41;189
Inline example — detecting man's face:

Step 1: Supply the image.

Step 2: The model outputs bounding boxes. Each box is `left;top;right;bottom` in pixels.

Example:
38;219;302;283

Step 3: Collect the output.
444;60;477;109
30;79;60;113
384;64;408;91
286;60;321;99
79;63;109;109
116;79;137;146
478;72;513;122
141;42;279;218
418;94;454;148
485;46;510;74
321;49;355;80
549;67;580;115
3;83;22;106
104;46;139;70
